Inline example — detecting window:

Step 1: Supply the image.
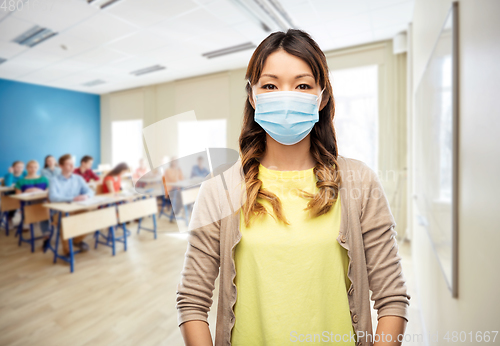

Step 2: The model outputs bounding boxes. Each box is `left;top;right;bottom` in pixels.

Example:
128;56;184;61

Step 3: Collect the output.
177;119;227;157
111;119;143;170
330;65;379;172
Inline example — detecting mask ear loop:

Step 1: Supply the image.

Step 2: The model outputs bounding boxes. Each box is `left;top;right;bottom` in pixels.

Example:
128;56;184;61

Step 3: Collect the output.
247;79;257;105
316;88;326;108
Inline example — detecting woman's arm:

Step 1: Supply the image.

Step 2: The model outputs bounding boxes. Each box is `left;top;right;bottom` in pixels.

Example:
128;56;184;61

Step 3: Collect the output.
180;320;213;346
176;177;222;345
358;162;411;343
374;316;407;345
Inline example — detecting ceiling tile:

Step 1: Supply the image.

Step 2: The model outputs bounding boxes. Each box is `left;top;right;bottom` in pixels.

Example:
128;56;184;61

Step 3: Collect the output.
17;59;96;84
0;15;36;41
105;0;199;28
285;3;320;27
312;0;370;21
191;27;249;54
106;30;170;55
368;0;412;10
231;20;269;45
108;56;164;75
370;1;414;29
31;33;95;58
142;42;200;64
12;0;97;32
0;40;29;59
64;12;138;45
323;13;372;39
149;8;226;43
71;47;130;65
0;49;62;78
204;0;249;26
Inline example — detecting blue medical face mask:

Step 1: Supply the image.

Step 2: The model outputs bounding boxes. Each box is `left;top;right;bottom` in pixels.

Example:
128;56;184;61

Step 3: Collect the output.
250;80;325;145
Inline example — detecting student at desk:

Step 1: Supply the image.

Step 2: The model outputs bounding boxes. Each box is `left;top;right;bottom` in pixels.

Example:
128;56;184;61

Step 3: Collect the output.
190;156;210;178
133;158;148;182
41;155;61;179
102;163;129;193
49;154;94;255
163;158;184;217
15;160;51;249
4;161;27;187
74;155;100;183
3;161;26;224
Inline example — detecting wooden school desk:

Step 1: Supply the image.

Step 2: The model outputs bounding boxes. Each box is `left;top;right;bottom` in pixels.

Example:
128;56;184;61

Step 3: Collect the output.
163;177;204;225
43;191;155;272
0;186;16;235
10;191;49;252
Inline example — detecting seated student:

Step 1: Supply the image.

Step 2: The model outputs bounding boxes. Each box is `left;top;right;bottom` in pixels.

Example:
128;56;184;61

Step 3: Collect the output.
163;158;185;218
74;155;100;183
40;155;61;179
4;161;27;187
49;154;94;255
102;163;129;193
3;161;26;225
190;156;210;178
133;158;148;181
15;160;51;249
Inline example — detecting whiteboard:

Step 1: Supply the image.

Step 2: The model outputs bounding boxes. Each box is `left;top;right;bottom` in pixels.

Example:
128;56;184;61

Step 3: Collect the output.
414;2;459;298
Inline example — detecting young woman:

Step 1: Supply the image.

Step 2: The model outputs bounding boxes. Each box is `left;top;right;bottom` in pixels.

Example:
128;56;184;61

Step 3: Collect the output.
176;29;410;346
15;160;50;248
102;162;129;194
40;155;61;179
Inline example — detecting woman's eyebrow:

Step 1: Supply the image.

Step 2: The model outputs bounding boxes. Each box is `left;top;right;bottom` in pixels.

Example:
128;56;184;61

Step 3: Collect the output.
260;73;315;79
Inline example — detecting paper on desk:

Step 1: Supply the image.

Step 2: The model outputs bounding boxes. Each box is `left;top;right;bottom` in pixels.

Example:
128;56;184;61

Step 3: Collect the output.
19;191;47;197
75;195;115;206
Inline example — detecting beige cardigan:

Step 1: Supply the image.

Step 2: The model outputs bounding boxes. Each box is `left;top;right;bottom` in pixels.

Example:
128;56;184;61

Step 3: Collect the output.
176;155;411;346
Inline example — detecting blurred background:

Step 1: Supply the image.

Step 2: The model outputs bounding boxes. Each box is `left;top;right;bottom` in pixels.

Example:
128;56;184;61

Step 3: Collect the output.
0;0;499;345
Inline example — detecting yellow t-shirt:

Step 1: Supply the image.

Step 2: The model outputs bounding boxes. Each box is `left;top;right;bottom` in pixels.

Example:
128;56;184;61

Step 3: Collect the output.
231;163;356;345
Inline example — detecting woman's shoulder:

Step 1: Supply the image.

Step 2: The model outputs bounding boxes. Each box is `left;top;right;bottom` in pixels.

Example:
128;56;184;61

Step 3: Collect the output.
337;155;377;184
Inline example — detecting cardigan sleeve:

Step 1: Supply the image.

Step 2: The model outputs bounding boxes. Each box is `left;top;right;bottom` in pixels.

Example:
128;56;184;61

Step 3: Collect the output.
176;176;222;327
359;162;411;321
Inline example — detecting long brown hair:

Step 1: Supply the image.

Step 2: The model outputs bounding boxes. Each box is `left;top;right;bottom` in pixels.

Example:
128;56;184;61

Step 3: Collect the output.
239;29;341;227
105;162;129;178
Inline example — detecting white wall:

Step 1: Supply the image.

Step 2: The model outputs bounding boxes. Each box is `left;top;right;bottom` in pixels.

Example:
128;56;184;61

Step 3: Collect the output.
100;68;247;168
411;0;500;342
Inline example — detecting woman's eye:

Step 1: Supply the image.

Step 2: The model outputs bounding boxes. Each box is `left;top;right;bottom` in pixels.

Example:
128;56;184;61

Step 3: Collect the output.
297;84;311;90
262;84;277;90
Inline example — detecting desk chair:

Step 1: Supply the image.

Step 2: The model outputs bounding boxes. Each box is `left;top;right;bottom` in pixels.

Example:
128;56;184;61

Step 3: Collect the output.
61;207;118;273
18;204;49;252
178;186;200;226
0;195;20;236
94;183;104;195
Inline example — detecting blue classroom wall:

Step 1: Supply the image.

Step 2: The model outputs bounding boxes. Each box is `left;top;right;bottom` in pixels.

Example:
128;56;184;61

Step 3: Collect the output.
0;79;100;177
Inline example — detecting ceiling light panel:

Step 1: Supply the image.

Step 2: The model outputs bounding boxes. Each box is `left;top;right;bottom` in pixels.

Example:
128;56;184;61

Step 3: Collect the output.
228;0;296;32
11;0;96;32
0;16;37;41
130;64;166;76
82;79;106;87
202;42;256;59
